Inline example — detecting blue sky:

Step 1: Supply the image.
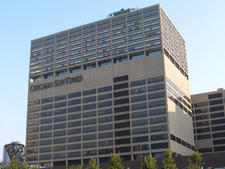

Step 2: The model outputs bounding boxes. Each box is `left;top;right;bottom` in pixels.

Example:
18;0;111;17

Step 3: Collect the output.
0;0;225;160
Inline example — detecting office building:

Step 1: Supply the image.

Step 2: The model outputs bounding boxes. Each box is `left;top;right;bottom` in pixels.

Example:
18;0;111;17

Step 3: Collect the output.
26;4;194;168
192;88;225;154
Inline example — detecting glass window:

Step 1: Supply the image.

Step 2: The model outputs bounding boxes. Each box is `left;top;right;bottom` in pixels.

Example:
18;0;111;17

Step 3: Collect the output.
83;119;96;125
41;111;52;117
83;126;97;133
114;90;129;97
148;84;164;92
54;102;67;108
133;136;149;143
68;92;81;98
68;121;81;128
68;136;81;142
130;53;144;60
54;116;66;122
41;97;53;104
54;108;66;115
98;116;112;123
131;95;147;103
98;132;113;139
68;106;81;113
113;83;129;90
83;89;96;96
98;108;112;116
67;143;81;150
115;122;130;129
98;93;112;101
68;128;81;135
132;127;148;135
98;101;112;108
83;96;96;103
54;123;66;130
83;111;96;118
132;110;147;118
149;100;165;108
114;105;130;113
210;106;224;112
98;124;113;131
131;103;147;111
83;104;96;110
210;112;224;118
114;98;129;105
151;134;168;141
130;79;146;87
41;104;53;111
132;119;148;127
130;87;146;95
40;118;52;124
148;76;163;84
148;92;165;100
115;114;129;121
54;130;66;137
149;116;167;124
150;125;167;133
68;113;81;120
98;86;112;93
208;93;222;99
68;99;81;105
82;134;96;141
151;142;168;149
113;75;128;83
209;99;223;105
54;95;67;101
115;138;131;145
115;130;130;137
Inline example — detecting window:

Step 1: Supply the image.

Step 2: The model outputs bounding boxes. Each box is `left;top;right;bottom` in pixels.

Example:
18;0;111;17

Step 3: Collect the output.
98;86;112;93
209;99;223;105
148;84;164;92
115;122;130;129
208;93;222;99
131;95;147;103
132;111;147;118
210;106;224;112
114;90;129;97
41;97;53;104
148;76;163;84
113;56;128;63
98;93;112;101
114;83;129;90
151;142;168;149
83;96;96;103
56;70;67;77
114;98;129;105
132;127;148;135
147;50;161;56
83;119;96;126
98;116;112;123
150;116;167;124
98;108;112;116
83;104;96;110
113;75;128;83
150;125;167;133
98;101;112;108
54;95;67;101
68;114;81;120
99;60;112;67
132;119;148;127
83;111;96;118
115;138;130;145
194;102;208;108
84;63;96;70
114;105;130;113
98;124;113;131
69;66;81;73
83;89;96;96
133;136;149;143
115;130;130;137
149;100;165;108
130;87;146;95
148;92;165;100
68;99;81;106
68;106;81;113
151;134;168;141
131;103;147;111
68;92;81;98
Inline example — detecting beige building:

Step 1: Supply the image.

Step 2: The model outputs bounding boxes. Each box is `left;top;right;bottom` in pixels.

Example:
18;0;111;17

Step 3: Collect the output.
26;4;194;168
192;88;225;153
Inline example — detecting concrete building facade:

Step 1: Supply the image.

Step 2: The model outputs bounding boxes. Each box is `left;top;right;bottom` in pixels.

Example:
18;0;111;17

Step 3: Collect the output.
26;4;194;168
192;88;225;154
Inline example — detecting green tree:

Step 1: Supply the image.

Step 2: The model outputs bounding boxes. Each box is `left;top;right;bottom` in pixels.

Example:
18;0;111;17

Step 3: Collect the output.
69;164;82;169
142;156;157;169
161;150;177;169
186;151;202;169
86;159;99;169
108;153;124;169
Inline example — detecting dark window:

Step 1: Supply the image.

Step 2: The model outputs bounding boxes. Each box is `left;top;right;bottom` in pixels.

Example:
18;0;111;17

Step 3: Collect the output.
67;152;81;158
209;99;223;105
115;114;129;121
98;86;112;93
115;138;130;145
115;130;130;137
196;128;210;133
132;111;147;118
54;116;66;122
83;111;96;118
198;148;212;153
210;112;224;118
213;132;225;138
54;95;67;101
195;114;209;120
148;92;165;100
98;140;113;147
68;136;81;142
131;103;147;111
68;113;81;120
54;102;67;108
115;122;130;129
68;128;81;135
132;119;148;127
41;111;52;117
68;121;81;128
114;83;129;90
114;98;129;105
40;132;52;138
40;140;52;146
83;104;96;110
211;118;225;125
54;130;66;137
83;119;96;125
67;144;81;150
113;75;128;83
54;123;66;129
68;92;81;98
194;108;208;114
151;142;168;149
208;93;222;99
197;134;211;140
68;99;81;105
130;79;146;87
149;108;166;116
130;87;146;95
150;125;167;133
83;89;96;96
210;106;224;112
98;116;112;123
40;125;52;131
133;136;149;143
83;126;97;133
83;96;96;103
214;146;225;152
40;118;52;124
98;108;112;116
114;90;129;97
54;108;66;115
41;104;53;111
132;127;148;135
39;154;51;160
151;134;168;141
212;125;225;131
98;101;112;108
196;121;209;127
98;93;112;101
98;132;113;139
148;76;164;84
41;97;53;104
148;84;164;92
131;95;147;103
114;105;129;113
40;147;52;153
194;102;208;108
53;145;66;152
150;116;166;124
116;147;131;153
82;134;96;141
83;142;96;148
98;124;113;131
98;148;113;155
68;106;81;113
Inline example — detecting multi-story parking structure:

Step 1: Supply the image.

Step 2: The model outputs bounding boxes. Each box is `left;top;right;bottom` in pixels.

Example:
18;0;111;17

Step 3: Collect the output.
26;4;194;168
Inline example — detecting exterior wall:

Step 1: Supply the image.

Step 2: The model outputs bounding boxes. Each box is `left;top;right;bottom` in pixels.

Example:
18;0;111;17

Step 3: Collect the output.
26;4;193;168
192;89;225;154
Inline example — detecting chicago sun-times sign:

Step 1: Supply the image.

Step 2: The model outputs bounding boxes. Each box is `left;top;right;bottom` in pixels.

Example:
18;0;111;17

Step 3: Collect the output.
30;75;83;92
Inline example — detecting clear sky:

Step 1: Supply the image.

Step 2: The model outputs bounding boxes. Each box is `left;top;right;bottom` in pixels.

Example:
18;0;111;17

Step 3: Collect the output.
0;0;224;160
